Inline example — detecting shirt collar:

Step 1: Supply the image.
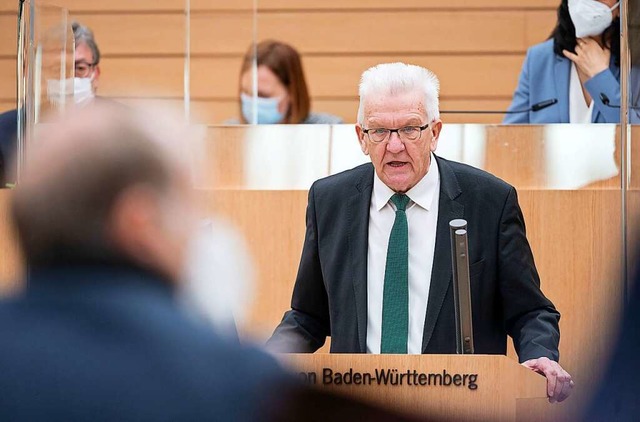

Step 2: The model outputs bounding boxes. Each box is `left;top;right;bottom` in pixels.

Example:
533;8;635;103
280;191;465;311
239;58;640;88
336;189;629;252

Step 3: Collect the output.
372;153;440;212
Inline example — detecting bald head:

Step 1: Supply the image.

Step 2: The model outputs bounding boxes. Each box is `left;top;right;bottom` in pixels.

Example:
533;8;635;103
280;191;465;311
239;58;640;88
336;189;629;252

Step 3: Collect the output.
12;103;194;283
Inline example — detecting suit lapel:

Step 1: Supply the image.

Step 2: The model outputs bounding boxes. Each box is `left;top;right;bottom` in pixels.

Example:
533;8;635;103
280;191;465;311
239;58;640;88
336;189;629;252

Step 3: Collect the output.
554;55;570;123
348;164;374;353
422;156;463;353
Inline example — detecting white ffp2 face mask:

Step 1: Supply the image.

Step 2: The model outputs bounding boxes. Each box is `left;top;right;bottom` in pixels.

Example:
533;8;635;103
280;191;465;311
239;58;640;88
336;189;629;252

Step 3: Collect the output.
569;0;620;38
47;76;95;107
73;76;95;105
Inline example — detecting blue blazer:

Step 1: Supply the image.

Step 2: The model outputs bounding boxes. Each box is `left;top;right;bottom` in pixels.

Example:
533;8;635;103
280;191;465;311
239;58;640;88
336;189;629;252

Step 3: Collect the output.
504;39;621;123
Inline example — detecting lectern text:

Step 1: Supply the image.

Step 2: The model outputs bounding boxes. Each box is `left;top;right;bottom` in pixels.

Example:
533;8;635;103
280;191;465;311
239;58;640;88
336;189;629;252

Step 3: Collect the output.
298;368;478;390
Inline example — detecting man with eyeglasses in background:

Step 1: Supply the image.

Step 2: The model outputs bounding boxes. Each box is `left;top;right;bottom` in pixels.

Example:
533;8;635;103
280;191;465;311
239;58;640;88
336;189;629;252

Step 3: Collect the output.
267;62;574;404
0;21;102;187
71;21;102;104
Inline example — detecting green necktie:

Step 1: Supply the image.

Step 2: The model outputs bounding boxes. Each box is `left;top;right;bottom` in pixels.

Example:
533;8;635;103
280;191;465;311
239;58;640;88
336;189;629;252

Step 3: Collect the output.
381;193;410;354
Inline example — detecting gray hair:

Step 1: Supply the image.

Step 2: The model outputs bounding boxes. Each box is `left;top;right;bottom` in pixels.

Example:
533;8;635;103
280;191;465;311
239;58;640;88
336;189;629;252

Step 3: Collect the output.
72;21;101;65
356;62;440;124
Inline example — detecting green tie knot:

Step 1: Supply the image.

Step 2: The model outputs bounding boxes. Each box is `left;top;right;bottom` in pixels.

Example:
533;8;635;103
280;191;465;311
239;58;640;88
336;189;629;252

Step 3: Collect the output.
391;194;410;212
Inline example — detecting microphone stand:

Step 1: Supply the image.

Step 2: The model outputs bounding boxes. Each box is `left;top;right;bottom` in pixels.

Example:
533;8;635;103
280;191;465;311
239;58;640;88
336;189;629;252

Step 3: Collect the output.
449;219;474;355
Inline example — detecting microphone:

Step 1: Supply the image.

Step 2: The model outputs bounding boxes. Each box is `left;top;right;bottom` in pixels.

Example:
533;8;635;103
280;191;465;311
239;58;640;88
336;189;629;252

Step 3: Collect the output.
440;98;558;115
599;93;640;109
449;219;474;355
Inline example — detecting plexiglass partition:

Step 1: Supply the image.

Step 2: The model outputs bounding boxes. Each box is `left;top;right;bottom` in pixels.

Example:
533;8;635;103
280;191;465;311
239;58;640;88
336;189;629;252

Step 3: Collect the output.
16;0;73;181
191;124;621;190
627;0;640;287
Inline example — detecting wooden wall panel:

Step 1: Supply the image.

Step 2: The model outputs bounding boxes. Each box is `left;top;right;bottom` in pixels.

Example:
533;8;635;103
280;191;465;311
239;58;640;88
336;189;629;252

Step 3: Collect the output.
255;0;559;9
0;7;15;113
188;13;255;57
0;0;558;13
190;55;524;99
0;14;17;57
99;57;185;97
190;56;242;99
0;101;15;113
525;10;558;46
0;0;188;13
0;58;15;100
24;54;522;101
74;14;186;56
484;126;547;188
248;11;543;55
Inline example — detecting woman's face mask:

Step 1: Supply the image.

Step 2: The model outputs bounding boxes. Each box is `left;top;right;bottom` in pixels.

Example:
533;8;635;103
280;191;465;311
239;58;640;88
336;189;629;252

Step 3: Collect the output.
569;0;620;38
240;92;285;124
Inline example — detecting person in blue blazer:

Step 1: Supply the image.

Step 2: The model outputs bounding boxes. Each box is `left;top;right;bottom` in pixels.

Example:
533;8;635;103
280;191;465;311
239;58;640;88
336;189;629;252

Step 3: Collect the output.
504;0;621;123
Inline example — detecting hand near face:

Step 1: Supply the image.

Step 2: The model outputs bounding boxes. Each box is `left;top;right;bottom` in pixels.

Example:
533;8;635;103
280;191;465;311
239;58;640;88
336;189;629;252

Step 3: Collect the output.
562;38;611;79
521;357;574;403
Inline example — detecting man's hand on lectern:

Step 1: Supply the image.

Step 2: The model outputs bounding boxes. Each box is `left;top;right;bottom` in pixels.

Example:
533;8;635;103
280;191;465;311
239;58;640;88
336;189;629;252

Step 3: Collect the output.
521;357;574;403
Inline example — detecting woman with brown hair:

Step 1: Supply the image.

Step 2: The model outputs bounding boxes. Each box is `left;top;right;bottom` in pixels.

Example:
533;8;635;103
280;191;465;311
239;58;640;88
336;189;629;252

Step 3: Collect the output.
231;40;342;125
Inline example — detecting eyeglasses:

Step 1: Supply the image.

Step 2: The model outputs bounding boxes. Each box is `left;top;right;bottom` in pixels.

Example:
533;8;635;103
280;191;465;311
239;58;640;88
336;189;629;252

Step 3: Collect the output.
362;124;430;144
74;61;96;78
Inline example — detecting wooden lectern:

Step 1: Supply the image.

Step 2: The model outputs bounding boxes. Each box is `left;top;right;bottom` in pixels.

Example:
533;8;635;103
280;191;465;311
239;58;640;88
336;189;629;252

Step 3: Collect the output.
280;354;548;421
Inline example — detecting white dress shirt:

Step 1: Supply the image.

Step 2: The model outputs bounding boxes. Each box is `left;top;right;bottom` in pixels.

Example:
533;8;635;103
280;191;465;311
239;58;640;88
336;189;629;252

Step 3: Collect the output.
569;63;594;123
366;155;440;354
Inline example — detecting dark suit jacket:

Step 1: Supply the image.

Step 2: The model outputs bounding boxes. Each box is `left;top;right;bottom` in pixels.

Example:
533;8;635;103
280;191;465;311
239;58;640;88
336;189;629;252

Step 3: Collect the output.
268;156;560;362
0;108;17;187
0;265;289;421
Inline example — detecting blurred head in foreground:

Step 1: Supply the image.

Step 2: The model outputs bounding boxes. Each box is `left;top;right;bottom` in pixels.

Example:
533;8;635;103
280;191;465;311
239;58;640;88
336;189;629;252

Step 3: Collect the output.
2;104;295;421
11;102;194;283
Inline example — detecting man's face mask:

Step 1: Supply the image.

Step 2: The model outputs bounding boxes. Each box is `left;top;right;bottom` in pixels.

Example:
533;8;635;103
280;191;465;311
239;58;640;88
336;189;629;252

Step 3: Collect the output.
569;0;620;38
47;75;95;107
73;76;95;105
240;92;285;124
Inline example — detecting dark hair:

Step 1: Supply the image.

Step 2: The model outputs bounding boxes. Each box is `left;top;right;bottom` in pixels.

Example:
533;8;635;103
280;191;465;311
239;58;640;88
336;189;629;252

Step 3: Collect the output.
238;40;311;124
72;21;101;65
550;0;620;66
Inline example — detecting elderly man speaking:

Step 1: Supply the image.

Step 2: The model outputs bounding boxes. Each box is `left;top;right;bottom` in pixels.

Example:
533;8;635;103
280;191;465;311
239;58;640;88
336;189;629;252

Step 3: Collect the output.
268;62;573;403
